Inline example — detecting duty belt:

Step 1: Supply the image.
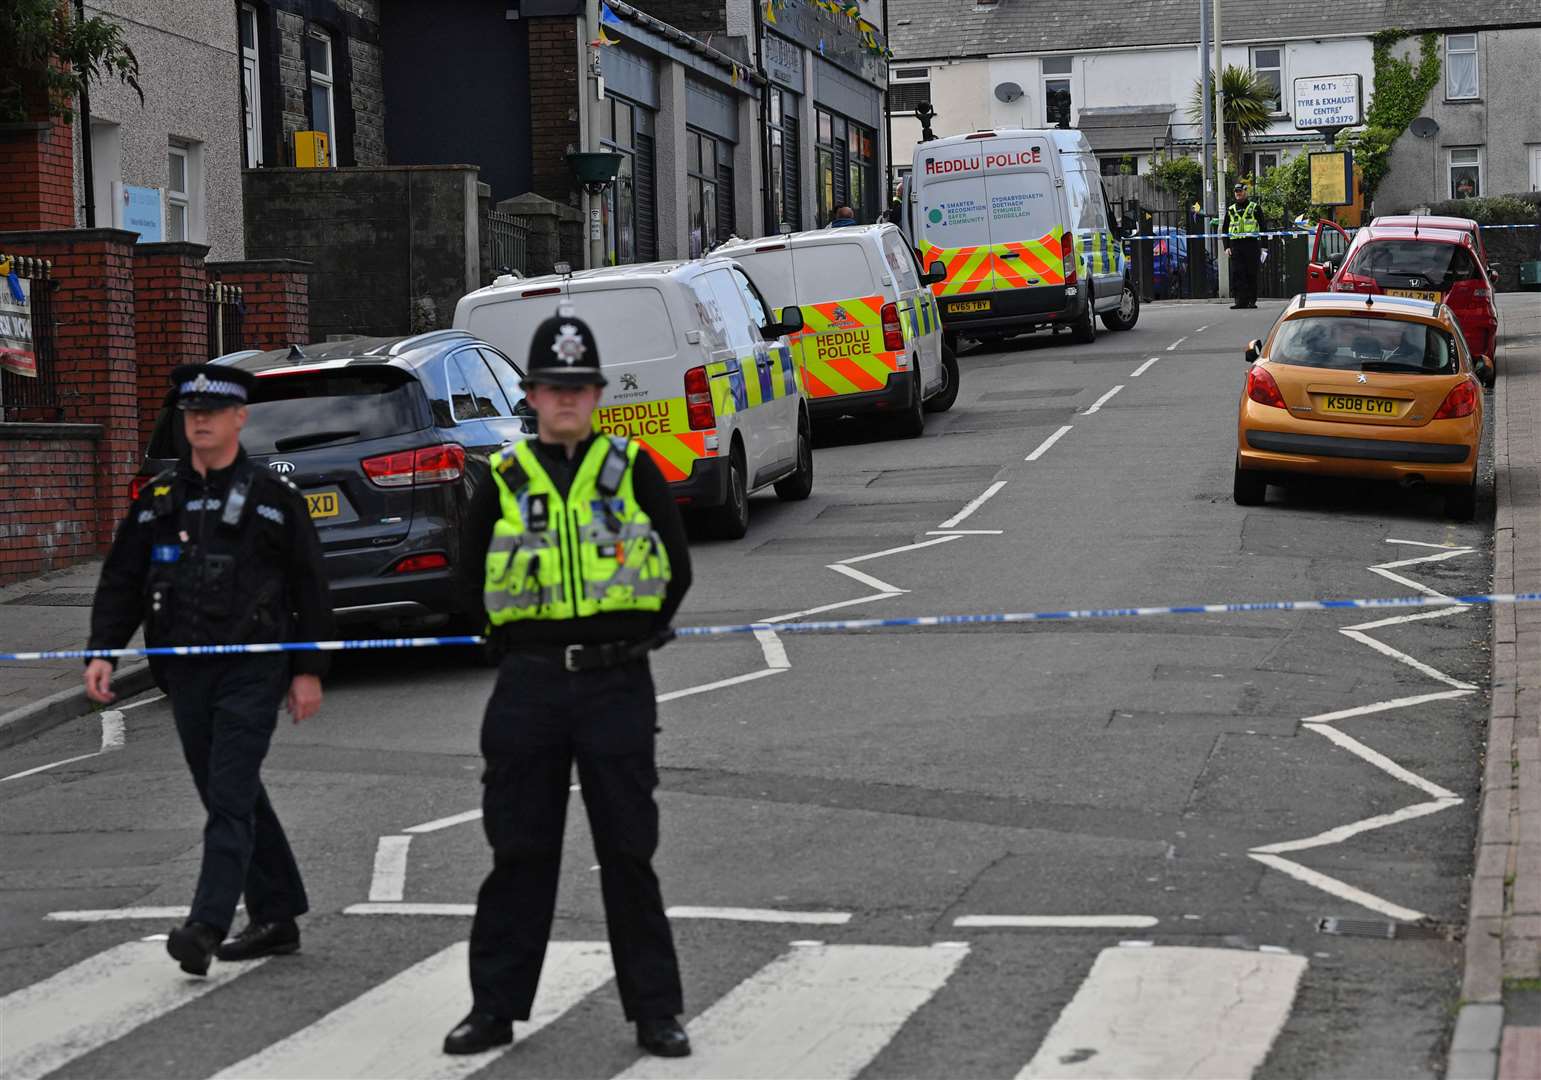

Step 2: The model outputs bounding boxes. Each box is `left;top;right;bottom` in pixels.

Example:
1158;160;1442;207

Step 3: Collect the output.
543;630;676;672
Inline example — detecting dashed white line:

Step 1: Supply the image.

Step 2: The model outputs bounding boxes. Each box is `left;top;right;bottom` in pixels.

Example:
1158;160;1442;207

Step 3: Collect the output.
754;628;790;670
1024;425;1073;462
1130;356;1160;377
925;529;1004;535
1080;384;1123;415
1195;324;1209;332
45;906;240;922
665;906;852;925
368;836;412;902
935;481;1008;530
1166;336;1187;351
953;915;1158;929
343;903;476;917
403;809;484;835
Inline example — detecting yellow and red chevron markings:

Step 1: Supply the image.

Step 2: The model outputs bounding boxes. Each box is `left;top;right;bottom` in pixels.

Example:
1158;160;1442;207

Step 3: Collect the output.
921;229;1067;297
787;294;901;400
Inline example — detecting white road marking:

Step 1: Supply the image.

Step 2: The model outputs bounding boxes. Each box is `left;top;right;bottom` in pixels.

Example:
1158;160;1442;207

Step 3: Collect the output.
1025;425;1074;462
754;628;790;670
1129;356;1160;377
403;810;484;835
1080;384;1124;416
1252;797;1461;854
120;692;166;711
953;915;1158;929
1016;946;1305;1079
1346;607;1468;631
1195;324;1210;332
665;906;853;925
0;941;265;1080
1374;547;1474;570
1385;538;1465;549
344;903;477;916
1248;853;1425;921
655;668;787;703
839;534;963;564
616;943;967;1079
368;835;412;902
1338;628;1476;689
212;941;611;1080
1166;336;1187;351
1299;689;1473;726
937;481;1009;529
926;529;1004;535
45;906;242;922
1;709;128;783
1;752;102;783
826;562;904;593
759;592;905;623
1303;722;1463;800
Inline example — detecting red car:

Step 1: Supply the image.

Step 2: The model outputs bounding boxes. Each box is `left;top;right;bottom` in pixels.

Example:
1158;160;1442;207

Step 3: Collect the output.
1307;220;1498;383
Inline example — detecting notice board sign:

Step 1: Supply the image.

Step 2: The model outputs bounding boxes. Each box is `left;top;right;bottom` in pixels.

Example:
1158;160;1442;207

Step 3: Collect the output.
1310;150;1355;206
118;183;164;242
0;272;35;378
1294;74;1363;130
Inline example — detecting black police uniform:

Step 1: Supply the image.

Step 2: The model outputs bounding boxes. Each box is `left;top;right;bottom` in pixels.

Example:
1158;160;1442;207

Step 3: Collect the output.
88;364;332;972
1225;194;1267;309
447;316;693;1058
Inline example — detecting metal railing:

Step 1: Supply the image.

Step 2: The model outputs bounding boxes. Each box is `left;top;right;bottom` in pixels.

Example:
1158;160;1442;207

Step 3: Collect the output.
488;210;529;277
1;255;60;421
205;281;244;358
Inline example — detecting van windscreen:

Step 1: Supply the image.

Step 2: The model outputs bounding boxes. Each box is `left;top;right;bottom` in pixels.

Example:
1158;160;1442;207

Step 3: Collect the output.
789;245;877;301
466;287;677;365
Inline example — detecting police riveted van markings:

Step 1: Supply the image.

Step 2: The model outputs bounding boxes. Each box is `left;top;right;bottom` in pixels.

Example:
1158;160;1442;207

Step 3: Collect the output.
923;147;1042;174
596;398;689;438
815;329;874;360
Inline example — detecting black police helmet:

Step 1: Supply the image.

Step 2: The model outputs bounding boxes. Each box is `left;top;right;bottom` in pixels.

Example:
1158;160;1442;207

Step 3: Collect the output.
171;363;256;411
523;314;607;388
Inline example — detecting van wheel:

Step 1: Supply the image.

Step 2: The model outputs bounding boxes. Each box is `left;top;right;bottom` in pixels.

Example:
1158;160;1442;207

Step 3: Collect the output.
704;444;750;539
1446;474;1477;521
774;415;814;501
924;345;960;414
1101;278;1140;331
892;371;926;438
1233;458;1268;506
1071;285;1097;344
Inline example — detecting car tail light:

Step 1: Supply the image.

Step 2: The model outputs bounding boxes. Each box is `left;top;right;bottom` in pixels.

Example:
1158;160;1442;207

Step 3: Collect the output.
684;366;714;431
391;552;449;574
1472;288;1491;299
1062;244;1077;286
361;443;465;487
1332;270;1378;293
1246;366;1287;409
522;286;561;298
1433;380;1478;420
881;302;904;351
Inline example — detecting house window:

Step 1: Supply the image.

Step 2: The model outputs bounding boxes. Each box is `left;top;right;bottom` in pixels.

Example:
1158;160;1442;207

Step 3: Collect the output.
1042;56;1072;127
688;128;730;257
1446;34;1478;99
815;109;875;225
239;4;263;166
1449;147;1482;199
1100;156;1137;177
1242;150;1280;178
306;29;336;151
887;67;931;114
768;87;801;232
167;145;190;240
1249;46;1283;112
598;96;655;264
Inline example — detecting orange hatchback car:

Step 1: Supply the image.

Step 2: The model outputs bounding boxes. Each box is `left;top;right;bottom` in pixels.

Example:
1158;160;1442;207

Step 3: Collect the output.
1235;293;1491;520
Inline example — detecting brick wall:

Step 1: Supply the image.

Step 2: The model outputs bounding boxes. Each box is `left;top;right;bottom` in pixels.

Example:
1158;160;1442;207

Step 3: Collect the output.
0;122;76;232
134;243;212;449
0;426;104;584
630;0;727;36
528;18;582;207
206;259;311;351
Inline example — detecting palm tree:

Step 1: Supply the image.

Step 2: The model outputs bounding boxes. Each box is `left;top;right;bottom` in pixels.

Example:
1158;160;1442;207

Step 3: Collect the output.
1188;65;1275;169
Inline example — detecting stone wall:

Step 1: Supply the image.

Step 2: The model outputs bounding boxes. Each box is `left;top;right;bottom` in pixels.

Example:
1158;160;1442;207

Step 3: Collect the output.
270;0;385;166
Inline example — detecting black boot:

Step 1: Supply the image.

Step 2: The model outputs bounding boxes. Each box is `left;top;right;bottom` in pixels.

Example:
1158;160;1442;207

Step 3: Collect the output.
443;1011;513;1055
166;922;222;976
217;920;300;961
636;1016;692;1057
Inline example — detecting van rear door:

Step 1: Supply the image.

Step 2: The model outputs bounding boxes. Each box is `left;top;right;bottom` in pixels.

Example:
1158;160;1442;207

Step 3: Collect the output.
913;144;996;304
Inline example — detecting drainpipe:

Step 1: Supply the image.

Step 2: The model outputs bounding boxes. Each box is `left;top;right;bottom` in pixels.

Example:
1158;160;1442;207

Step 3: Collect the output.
76;0;95;227
753;0;774;232
881;0;892;209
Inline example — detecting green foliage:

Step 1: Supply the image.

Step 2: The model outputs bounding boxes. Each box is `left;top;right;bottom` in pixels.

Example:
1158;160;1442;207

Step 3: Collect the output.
1424;194;1541;225
0;0;142;124
1150;155;1204;209
1188;65;1276;165
1349;32;1439;202
1250;152;1326;228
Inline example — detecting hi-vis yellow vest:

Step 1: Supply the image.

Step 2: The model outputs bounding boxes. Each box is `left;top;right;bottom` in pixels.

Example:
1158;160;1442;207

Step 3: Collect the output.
1227;201;1259;237
483;437;670;623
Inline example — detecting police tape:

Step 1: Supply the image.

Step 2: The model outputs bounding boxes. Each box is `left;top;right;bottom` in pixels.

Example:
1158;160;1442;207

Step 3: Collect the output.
1119;224;1541;242
4;590;1539;662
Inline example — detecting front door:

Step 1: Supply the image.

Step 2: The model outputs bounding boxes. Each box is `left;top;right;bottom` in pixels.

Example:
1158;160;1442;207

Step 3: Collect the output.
1306;220;1351;292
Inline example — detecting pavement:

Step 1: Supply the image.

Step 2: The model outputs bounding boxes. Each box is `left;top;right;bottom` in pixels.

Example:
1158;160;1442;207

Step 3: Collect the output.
0;294;1535;1079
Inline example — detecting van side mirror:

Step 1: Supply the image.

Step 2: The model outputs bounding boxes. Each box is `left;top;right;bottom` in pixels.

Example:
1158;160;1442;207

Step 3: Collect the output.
762;304;803;339
1244;338;1263;365
922;261;947;285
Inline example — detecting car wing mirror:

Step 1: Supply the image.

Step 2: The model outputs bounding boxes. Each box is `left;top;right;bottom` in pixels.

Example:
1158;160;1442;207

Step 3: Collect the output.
922;261;947;285
1244;338;1263;364
763;304;804;339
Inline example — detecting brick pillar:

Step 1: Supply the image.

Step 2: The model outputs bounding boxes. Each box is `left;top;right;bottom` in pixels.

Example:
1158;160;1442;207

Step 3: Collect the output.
205;259;312;351
0;228;140;550
134;243;211;449
0;120;76;232
527;17;582;207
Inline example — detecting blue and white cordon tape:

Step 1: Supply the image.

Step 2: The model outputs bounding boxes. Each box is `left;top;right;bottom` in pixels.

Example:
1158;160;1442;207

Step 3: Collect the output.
3;590;1538;662
1118;223;1540;242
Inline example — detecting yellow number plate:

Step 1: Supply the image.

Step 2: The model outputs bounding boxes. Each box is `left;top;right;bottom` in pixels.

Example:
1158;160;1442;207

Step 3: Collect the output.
948;299;991;314
305;491;340;519
1386;288;1441;302
1321;395;1399;416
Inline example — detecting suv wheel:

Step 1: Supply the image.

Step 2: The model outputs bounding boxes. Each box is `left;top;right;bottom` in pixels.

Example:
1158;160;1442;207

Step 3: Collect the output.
924;344;960;414
774;415;814;501
1101;278;1140;331
703;443;750;539
1071;284;1097;344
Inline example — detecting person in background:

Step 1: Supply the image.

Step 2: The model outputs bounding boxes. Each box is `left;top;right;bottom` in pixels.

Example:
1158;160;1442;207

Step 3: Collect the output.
829;206;858;228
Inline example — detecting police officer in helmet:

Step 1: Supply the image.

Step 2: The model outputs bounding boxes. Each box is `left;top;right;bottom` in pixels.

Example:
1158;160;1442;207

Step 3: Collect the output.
85;363;332;975
446;312;694;1058
1224;182;1267;309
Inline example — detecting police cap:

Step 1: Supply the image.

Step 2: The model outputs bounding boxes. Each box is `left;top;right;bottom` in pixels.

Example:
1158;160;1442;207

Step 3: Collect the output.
1233;182;1248;194
171;363;256;411
523;314;607;388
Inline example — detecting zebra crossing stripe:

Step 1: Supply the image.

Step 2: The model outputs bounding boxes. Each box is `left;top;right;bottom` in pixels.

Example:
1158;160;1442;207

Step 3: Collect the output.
616;942;968;1079
1016;946;1306;1079
211;940;612;1080
0;941;266;1080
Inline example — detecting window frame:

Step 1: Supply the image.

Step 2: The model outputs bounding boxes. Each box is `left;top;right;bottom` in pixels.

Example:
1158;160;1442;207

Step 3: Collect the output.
167;144;191;241
599;94;653;265
1249;45;1284;114
687;127;729;256
1041;55;1073;128
1445;33;1479;101
1448;146;1482;199
239;4;263;167
306;27;337;153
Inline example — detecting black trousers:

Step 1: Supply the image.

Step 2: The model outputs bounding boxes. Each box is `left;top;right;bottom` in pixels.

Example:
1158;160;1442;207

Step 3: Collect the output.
1230;242;1260;305
167;655;308;934
469;652;682;1022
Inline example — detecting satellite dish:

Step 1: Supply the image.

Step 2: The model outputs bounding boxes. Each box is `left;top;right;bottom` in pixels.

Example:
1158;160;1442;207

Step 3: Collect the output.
994;82;1023;103
1409;116;1439;138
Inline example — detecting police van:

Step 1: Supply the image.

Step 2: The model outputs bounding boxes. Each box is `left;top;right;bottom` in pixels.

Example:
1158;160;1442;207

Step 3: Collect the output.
901;128;1138;346
454;260;808;539
715;223;957;438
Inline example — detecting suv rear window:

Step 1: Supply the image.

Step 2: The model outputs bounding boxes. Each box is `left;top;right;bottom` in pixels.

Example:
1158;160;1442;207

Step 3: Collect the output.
1346;240;1479;292
1271;315;1457;375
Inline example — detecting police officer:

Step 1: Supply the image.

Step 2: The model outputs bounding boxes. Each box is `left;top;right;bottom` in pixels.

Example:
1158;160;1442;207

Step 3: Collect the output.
1224;182;1267;309
444;314;693;1059
84;364;332;975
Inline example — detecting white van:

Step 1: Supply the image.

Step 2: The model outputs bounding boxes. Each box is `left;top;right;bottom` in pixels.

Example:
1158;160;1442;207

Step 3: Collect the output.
901;128;1138;346
715;223;957;438
453;260;809;539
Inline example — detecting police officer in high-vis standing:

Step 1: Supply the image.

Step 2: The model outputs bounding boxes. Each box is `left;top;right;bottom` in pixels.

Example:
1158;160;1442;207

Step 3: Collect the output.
1224;182;1267;309
445;313;693;1059
84;364;332;976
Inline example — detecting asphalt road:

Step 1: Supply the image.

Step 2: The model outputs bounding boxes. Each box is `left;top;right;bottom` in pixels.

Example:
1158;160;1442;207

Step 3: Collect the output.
0;297;1506;1080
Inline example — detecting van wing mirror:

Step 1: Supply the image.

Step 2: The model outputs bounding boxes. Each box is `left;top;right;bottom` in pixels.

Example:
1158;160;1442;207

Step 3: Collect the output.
1244;338;1263;364
763;304;804;339
922;261;947;285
